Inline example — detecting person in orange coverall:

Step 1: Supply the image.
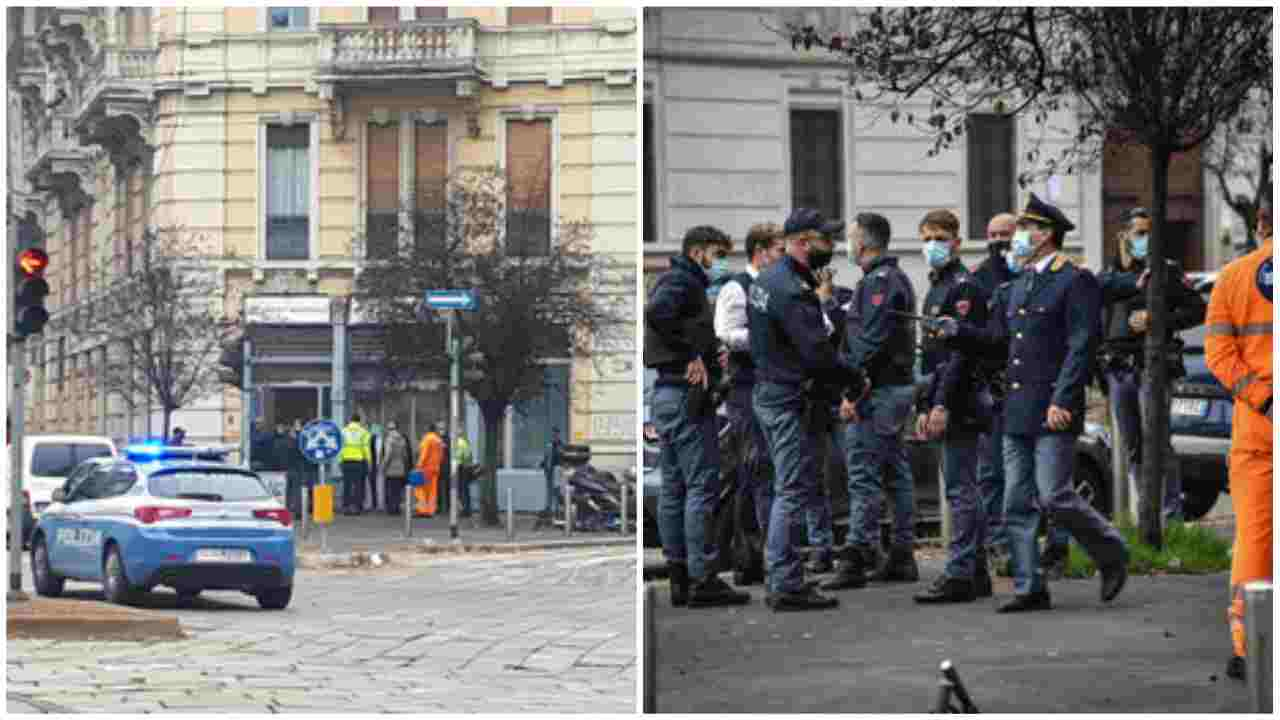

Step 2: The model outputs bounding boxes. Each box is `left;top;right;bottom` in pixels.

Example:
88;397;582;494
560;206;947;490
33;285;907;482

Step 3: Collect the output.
1205;191;1273;682
415;423;445;517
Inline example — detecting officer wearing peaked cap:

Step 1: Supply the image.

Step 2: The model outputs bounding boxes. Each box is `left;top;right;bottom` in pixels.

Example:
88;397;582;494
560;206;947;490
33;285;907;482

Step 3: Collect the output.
940;193;1129;613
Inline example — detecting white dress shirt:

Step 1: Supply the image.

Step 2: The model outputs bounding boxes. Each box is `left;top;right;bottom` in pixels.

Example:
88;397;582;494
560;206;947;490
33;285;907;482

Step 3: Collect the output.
714;266;759;352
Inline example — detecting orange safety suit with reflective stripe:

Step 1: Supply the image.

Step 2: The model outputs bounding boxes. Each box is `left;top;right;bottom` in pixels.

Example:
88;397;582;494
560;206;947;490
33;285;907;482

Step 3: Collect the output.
1204;238;1273;659
414;431;444;517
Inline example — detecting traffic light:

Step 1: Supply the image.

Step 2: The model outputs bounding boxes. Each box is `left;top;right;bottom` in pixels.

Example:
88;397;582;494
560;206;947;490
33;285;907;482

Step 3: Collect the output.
15;247;50;338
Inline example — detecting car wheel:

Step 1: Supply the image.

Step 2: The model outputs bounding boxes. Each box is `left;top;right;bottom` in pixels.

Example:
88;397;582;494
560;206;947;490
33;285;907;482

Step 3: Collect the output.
1180;487;1219;522
103;545;140;606
1073;458;1111;518
31;536;64;598
256;586;292;610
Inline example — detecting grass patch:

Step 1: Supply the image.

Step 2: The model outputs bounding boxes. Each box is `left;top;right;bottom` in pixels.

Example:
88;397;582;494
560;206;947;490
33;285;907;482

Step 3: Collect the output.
1062;518;1231;578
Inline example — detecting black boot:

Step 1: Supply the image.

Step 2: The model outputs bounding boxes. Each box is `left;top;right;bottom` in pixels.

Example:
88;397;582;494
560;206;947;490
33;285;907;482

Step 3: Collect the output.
821;546;869;591
688;575;751;608
1226;655;1245;681
1041;542;1069;581
765;586;839;612
668;562;690;607
870;543;919;583
974;550;994;599
914;575;976;604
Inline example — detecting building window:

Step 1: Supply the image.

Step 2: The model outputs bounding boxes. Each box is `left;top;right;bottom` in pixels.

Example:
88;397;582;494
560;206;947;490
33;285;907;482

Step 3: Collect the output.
265;125;311;260
56;337;66;386
366;123;400;259
505;118;552;257
416;7;448;20
509;7;552;26
790;109;842;222
644;103;655;244
269;7;309;31
511;364;569;470
414;120;449;254
369;7;400;25
966;114;1016;239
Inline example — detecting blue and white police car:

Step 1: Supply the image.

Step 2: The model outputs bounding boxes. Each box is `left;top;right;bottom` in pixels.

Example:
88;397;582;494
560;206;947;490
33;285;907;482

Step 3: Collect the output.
30;444;296;610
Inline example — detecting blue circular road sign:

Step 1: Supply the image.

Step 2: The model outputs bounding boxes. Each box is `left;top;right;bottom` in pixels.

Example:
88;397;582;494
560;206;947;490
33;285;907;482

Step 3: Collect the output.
300;420;344;464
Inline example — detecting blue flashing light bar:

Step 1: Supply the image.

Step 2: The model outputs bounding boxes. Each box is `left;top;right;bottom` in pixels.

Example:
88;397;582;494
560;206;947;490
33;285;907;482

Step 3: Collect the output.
124;444;233;462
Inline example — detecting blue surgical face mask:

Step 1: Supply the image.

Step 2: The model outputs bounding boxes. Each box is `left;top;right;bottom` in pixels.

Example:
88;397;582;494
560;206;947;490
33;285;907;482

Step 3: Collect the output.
1011;229;1034;259
1005;251;1023;275
1130;233;1149;260
706;257;730;283
923;240;951;269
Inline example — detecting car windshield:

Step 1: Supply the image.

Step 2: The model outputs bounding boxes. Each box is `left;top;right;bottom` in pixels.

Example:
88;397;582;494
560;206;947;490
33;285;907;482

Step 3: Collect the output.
148;470;271;502
31;444;114;477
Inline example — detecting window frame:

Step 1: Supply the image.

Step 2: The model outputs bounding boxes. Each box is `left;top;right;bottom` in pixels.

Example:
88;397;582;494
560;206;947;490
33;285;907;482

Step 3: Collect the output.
358;110;454;261
787;105;845;225
263;7;313;33
964;113;1017;241
497;110;559;258
257;114;320;264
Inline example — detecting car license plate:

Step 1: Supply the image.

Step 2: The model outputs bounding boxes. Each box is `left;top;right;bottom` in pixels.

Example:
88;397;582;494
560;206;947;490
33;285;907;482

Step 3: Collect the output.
1172;398;1208;417
194;548;252;563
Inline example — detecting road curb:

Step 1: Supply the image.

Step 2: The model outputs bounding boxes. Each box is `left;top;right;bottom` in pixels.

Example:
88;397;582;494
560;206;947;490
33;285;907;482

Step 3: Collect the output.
8;598;184;642
297;536;635;569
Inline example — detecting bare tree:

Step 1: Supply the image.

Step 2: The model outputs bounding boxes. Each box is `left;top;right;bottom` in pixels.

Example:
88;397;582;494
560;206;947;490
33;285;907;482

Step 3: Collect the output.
1202;98;1273;251
785;7;1272;546
352;166;629;527
67;226;239;444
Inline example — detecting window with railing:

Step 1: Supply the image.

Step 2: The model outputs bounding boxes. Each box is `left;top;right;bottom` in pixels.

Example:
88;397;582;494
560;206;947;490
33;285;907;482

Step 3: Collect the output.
415;119;448;254
506;118;552;257
790;109;842;222
265;125;310;260
366;122;400;259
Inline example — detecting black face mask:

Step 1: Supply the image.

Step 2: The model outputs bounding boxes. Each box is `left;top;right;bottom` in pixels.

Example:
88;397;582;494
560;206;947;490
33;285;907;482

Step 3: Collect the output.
988;241;1010;256
809;247;834;270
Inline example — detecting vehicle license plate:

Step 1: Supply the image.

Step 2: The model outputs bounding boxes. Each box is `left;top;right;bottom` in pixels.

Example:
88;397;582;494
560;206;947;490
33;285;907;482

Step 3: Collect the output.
194;548;252;563
1171;398;1208;417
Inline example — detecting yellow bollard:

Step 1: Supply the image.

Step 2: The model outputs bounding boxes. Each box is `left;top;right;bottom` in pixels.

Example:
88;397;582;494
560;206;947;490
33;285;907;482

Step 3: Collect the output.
313;484;335;525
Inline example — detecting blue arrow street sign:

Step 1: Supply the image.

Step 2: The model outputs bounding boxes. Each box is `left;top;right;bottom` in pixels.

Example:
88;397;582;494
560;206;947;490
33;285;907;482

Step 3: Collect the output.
425;289;477;311
300;419;344;465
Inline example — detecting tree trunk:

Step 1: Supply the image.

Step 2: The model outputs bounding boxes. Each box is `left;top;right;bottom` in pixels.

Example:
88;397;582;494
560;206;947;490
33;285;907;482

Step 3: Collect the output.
479;404;503;527
1140;145;1173;549
162;407;173;445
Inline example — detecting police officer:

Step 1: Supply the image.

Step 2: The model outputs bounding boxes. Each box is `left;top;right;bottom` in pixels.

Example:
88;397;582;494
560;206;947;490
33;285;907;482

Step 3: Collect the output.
804;234;848;577
339;414;372;516
942;193;1129;612
749;208;862;611
714;222;785;585
821;212;920;591
911;209;993;603
646;225;750;608
1094;208;1206;524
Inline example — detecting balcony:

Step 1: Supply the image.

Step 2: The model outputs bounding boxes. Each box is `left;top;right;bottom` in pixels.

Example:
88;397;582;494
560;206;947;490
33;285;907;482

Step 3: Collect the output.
73;46;158;170
26;114;94;218
316;19;484;85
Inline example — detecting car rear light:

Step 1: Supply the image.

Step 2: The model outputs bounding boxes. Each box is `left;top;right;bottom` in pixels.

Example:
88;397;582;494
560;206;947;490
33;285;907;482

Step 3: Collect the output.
253;508;293;527
134;506;193;524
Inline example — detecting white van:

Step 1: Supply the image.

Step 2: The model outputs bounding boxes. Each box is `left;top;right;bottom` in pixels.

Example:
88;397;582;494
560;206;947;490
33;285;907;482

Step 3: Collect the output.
14;435;118;516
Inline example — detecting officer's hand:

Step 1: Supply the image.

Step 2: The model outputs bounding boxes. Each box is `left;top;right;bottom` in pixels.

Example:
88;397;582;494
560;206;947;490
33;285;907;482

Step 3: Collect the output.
686;357;709;389
815;268;834;302
839;398;858;423
1046;405;1073;432
1137;269;1151;290
1128;310;1149;334
926;406;949;439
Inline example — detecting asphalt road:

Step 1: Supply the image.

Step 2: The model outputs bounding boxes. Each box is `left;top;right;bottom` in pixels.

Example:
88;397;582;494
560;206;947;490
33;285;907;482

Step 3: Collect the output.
650;559;1251;713
8;547;636;713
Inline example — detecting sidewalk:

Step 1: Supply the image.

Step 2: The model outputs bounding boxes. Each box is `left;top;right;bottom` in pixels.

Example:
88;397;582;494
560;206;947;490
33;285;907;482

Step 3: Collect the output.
8;593;183;642
295;510;635;562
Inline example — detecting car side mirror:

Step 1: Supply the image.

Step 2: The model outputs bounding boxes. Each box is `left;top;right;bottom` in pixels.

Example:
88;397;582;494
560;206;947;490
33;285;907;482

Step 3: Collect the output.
51;488;66;504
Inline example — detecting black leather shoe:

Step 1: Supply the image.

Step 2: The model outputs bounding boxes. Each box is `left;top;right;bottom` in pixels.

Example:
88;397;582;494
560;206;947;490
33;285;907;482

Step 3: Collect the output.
974;565;994;599
871;543;919;583
805;556;834;574
821;546;868;591
996;589;1052;613
766;587;839;612
733;567;765;586
688;575;751;607
915;575;976;604
668;562;689;607
1041;543;1069;581
1100;561;1127;603
1226;655;1246;681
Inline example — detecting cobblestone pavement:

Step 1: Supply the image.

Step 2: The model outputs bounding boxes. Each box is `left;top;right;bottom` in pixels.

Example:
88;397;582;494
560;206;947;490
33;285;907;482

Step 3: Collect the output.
8;548;636;713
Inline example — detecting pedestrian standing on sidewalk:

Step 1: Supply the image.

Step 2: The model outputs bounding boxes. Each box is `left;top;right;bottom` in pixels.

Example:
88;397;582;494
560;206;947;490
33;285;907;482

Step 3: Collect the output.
454;429;474;516
415;422;445;517
366;424;382;513
286;419;307;517
339;414;373;516
381;420;411;516
542;428;563;514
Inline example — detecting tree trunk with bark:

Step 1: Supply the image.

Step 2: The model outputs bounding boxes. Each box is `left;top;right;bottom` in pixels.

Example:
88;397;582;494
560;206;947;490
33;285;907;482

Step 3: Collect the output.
479;401;504;527
1140;145;1173;549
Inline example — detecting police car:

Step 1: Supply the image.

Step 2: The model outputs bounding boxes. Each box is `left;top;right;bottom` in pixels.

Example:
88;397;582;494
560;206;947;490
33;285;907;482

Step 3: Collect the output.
30;444;296;610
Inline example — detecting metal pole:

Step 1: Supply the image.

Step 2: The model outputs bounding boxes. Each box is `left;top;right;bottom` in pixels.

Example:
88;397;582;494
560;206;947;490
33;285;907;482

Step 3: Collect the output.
242;337;253;468
301;485;310;541
10;339;26;593
1245;581;1273;713
564;465;572;537
404;485;412;538
643;583;656;713
448;311;460;541
506;486;514;541
938;448;951;548
1108;398;1131;522
621;478;628;536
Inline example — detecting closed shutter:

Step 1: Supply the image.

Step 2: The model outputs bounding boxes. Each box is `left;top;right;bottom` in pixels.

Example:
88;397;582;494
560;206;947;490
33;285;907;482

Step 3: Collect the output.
369;7;399;25
367;124;400;258
506;118;551;255
415;122;448;252
509;7;551;25
790;110;842;223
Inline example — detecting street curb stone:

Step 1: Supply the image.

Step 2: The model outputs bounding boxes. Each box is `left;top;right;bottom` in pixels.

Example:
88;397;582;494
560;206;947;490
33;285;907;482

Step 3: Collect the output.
8;598;184;642
297;536;634;569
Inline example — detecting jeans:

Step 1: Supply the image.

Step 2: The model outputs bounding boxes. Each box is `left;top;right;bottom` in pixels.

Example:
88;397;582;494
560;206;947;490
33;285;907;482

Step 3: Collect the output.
386;474;406;514
1004;433;1128;595
654;383;721;582
806;429;837;563
842;385;916;549
726;384;772;535
977;414;1009;552
754;382;822;595
1109;369;1183;518
943;427;985;579
341;461;367;512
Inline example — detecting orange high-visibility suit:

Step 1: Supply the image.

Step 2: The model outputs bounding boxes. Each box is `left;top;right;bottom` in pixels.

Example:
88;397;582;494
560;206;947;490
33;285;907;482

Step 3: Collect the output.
1204;235;1273;660
415;430;444;516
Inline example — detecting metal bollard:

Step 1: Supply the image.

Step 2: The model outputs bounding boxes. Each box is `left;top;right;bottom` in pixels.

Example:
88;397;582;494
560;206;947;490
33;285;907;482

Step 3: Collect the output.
404;486;413;538
506;487;515;541
1245;581;1273;713
301;486;310;541
621;480;629;536
564;469;573;537
644;583;656;713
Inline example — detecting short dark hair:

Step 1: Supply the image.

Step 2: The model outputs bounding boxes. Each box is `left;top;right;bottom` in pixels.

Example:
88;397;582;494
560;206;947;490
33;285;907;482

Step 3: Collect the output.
855;212;892;250
919;209;960;238
744;223;784;260
351;413;362;423
1125;207;1151;223
682;225;730;257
